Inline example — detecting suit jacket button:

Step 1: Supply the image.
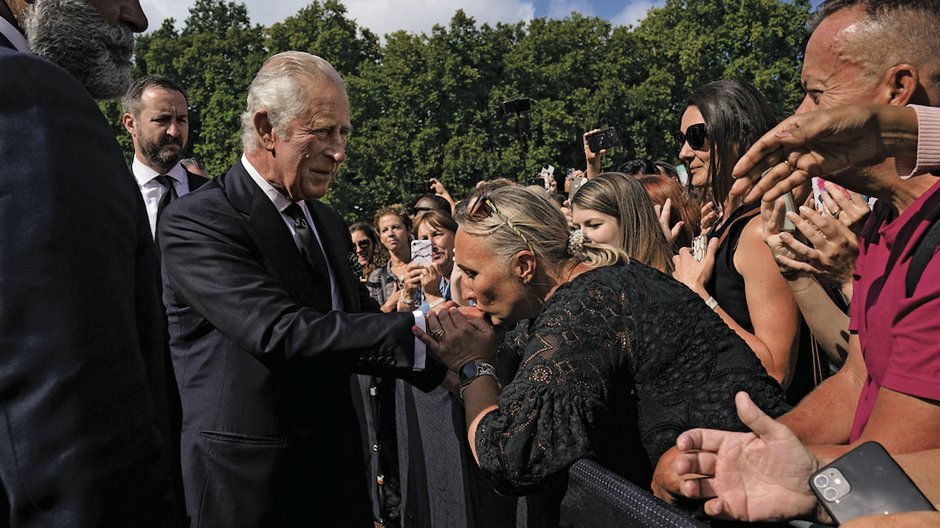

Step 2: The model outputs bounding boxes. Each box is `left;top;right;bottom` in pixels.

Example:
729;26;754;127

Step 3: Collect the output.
387;357;398;366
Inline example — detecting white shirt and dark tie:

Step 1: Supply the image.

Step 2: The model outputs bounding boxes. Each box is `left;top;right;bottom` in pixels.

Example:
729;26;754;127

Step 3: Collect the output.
132;157;192;237
240;154;427;366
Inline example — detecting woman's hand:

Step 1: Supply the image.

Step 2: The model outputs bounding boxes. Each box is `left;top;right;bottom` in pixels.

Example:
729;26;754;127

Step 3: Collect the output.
774;206;859;288
421;263;444;298
760;198;800;275
583;129;605;179
673;237;719;297
700;201;720;232
414;305;499;371
654;198;684;246
818;182;870;235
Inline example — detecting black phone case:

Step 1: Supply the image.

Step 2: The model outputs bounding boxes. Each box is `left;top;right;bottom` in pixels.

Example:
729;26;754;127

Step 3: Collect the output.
810;441;935;525
587;128;620;153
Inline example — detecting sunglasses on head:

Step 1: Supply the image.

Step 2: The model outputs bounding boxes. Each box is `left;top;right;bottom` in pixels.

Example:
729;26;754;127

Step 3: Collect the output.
676;123;708;151
467;193;534;254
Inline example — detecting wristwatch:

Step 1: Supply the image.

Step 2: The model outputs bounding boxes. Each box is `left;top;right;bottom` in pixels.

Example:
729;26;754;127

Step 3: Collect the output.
457;360;498;400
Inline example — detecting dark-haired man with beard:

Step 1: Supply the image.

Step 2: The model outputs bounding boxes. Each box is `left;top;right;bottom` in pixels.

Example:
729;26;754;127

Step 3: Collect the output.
122;75;208;237
0;0;180;525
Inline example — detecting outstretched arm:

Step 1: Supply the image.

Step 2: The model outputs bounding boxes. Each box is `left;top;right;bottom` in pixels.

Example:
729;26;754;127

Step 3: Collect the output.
731;104;920;203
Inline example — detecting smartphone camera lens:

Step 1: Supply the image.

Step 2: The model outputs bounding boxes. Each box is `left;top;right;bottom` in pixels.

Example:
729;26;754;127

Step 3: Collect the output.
823;487;839;502
813;474;829;488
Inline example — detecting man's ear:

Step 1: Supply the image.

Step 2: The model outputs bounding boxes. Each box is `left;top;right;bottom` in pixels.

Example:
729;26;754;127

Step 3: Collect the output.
878;63;920;106
121;113;136;136
253;111;276;151
515;251;537;284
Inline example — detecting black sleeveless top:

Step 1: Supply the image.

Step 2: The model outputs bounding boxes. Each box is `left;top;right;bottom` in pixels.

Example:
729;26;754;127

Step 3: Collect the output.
705;202;829;404
705;202;761;330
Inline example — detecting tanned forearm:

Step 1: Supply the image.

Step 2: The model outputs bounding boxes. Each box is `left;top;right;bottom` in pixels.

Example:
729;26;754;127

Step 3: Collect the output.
778;336;866;444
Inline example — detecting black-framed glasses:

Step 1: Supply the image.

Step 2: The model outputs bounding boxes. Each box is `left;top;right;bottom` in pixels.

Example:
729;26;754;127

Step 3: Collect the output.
467;193;534;254
676;123;708;151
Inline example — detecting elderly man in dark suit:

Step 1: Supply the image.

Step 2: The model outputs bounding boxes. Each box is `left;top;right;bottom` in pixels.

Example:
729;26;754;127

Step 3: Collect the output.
0;0;180;525
159;51;442;527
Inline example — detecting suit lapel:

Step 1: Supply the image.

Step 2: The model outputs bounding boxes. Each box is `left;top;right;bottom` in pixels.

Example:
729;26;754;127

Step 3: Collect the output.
307;200;360;311
222;162;325;309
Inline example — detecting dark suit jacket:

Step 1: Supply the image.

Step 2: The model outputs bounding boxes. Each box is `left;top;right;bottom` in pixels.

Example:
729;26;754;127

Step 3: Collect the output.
0;40;178;525
159;160;442;527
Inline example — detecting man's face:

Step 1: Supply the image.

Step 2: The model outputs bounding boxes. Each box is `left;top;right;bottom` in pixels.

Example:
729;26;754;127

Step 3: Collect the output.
125;87;189;172
21;0;147;99
267;82;350;201
796;6;881;114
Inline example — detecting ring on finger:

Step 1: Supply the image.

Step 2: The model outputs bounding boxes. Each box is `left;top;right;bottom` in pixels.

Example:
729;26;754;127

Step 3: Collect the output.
430;328;445;340
831;208;842;219
783;159;795;173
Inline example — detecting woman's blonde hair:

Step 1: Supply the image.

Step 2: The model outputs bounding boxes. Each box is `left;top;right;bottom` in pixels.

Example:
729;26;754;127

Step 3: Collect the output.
456;186;626;272
571;172;674;273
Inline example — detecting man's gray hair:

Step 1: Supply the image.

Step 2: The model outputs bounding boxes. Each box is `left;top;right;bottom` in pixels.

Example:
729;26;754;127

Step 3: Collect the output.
240;51;347;153
807;0;940;91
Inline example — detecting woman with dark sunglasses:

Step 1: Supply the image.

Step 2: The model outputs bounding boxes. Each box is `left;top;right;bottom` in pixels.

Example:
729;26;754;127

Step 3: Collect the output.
349;221;387;284
415;186;789;523
674;80;807;397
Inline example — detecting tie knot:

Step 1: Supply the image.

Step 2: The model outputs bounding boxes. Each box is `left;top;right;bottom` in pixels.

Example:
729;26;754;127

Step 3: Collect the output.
284;203;308;229
155;174;176;189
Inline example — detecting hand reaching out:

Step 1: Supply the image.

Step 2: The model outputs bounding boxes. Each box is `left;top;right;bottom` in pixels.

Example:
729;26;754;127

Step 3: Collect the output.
654;198;685;246
675;392;820;522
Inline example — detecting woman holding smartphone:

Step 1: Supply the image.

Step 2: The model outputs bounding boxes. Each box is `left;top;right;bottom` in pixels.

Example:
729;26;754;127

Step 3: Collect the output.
368;204;425;313
672;80;803;394
414;211;457;313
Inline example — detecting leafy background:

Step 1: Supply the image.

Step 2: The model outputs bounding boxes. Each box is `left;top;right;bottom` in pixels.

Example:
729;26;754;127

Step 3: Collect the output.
101;0;811;222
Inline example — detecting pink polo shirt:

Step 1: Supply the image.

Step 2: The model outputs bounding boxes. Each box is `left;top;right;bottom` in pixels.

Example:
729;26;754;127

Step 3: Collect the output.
848;177;940;441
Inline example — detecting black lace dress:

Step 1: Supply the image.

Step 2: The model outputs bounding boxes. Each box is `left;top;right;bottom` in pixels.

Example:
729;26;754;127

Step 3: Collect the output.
475;261;790;494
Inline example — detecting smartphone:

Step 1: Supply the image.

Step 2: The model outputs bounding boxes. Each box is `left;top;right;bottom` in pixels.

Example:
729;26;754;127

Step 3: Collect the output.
410;239;433;266
781;191;798;232
586;127;621;153
568;176;587;203
408;180;429;193
525;177;546;188
691;234;707;261
810;441;935;525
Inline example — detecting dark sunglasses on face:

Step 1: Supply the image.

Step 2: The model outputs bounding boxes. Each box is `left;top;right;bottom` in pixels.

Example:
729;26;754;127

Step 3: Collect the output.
676;123;708;151
355;240;372;249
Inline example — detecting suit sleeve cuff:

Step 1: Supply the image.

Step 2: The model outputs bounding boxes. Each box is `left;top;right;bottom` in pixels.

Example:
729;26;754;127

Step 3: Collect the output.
412;310;427;370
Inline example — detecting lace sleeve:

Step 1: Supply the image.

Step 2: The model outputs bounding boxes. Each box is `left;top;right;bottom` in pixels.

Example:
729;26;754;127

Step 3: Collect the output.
474;281;629;492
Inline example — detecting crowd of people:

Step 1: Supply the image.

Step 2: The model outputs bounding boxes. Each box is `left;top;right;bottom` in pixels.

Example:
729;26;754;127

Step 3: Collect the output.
1;0;939;527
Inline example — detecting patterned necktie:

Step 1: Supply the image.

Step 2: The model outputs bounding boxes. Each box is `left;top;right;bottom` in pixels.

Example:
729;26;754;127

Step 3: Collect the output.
283;203;330;281
155;174;178;220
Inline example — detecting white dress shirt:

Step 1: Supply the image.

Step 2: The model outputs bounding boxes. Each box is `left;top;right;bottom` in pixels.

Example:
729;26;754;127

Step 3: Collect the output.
132;158;191;237
240;155;426;369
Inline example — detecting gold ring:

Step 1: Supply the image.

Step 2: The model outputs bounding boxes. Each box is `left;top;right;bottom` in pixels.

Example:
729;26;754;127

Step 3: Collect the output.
783;159;795;173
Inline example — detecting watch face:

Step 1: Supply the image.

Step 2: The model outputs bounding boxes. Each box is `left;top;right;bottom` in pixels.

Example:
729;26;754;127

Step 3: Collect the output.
458;361;479;385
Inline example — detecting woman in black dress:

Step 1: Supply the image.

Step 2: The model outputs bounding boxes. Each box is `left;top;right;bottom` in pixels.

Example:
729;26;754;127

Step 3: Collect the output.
417;186;789;508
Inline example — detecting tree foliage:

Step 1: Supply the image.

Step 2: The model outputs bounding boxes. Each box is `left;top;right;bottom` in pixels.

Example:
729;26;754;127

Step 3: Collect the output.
100;0;811;223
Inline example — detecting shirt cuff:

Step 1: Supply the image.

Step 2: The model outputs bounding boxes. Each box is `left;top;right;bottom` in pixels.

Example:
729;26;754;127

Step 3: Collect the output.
412;309;427;370
898;105;940;179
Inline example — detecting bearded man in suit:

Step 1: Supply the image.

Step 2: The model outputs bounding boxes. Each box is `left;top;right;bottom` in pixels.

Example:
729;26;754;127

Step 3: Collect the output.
121;74;209;237
159;51;443;527
0;0;180;524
